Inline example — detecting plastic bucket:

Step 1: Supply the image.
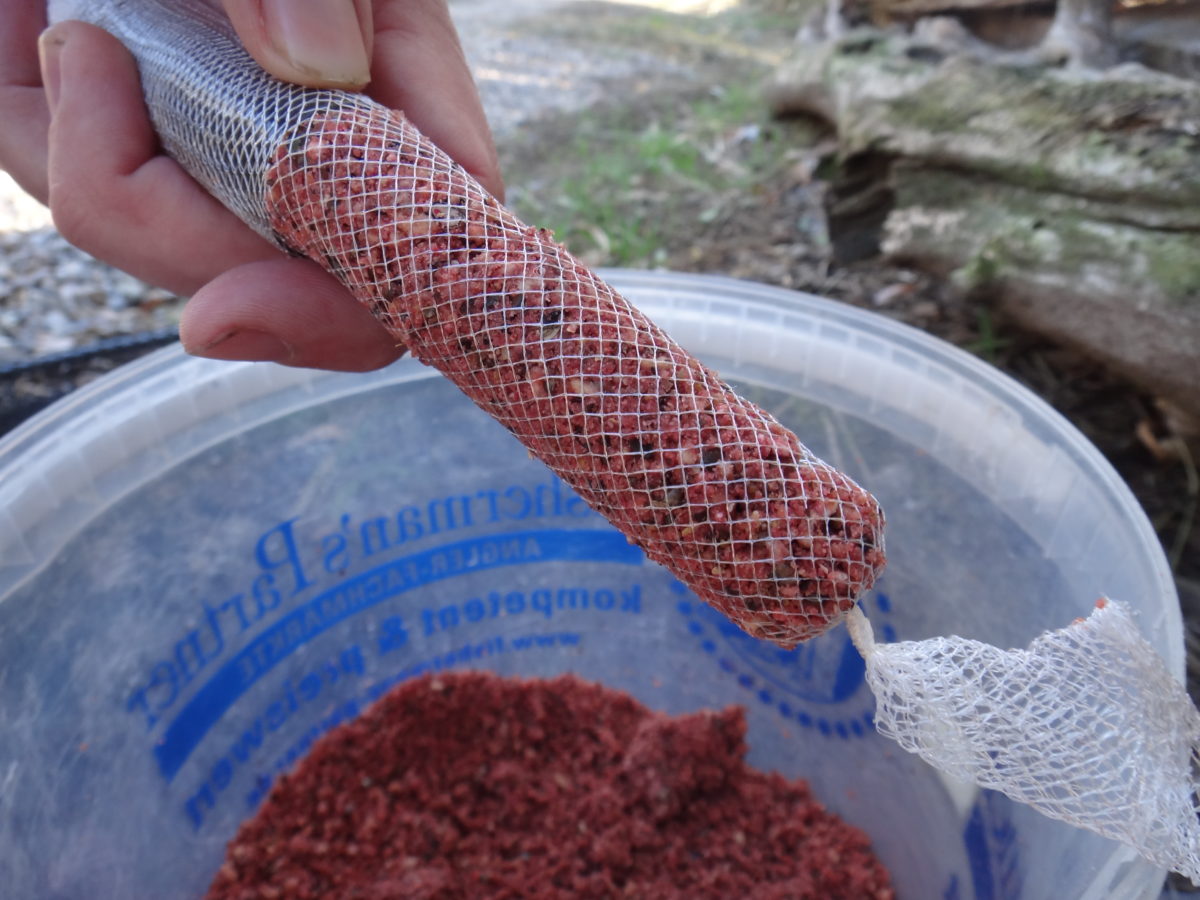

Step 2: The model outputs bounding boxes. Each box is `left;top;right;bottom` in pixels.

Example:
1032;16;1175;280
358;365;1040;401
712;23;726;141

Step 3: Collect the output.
0;270;1180;898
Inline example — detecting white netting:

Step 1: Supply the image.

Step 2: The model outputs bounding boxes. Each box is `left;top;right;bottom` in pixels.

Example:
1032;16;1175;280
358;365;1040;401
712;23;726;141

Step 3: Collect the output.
848;600;1200;882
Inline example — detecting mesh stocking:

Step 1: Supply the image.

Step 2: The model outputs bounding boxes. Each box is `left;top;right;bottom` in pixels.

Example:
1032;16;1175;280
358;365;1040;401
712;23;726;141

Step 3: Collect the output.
849;600;1200;883
48;0;885;649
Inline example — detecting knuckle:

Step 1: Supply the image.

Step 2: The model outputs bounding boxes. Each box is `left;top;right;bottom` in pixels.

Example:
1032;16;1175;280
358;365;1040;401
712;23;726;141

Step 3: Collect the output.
47;179;103;250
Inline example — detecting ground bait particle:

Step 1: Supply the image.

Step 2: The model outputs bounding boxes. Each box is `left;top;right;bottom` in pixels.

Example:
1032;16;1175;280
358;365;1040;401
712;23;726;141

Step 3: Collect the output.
263;105;886;649
206;671;894;899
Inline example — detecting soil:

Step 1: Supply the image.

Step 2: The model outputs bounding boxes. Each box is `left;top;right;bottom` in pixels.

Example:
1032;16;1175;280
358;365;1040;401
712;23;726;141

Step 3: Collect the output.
206;671;894;899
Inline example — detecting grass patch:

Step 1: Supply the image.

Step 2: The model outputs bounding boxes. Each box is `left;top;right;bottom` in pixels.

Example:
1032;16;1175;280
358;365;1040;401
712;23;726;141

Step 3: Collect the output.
498;0;817;266
504;81;822;266
963;308;1012;363
530;1;803;63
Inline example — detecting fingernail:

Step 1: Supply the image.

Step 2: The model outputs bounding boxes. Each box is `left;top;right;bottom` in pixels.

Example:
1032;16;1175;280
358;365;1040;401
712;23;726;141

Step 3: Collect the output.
37;24;69;110
262;0;370;87
195;330;294;363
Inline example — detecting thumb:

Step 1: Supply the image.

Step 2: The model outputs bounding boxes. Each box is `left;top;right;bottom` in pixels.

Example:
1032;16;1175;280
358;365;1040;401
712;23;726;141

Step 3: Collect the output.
220;0;373;89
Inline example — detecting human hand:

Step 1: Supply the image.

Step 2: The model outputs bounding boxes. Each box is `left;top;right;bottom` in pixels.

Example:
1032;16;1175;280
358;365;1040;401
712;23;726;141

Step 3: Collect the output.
0;0;502;370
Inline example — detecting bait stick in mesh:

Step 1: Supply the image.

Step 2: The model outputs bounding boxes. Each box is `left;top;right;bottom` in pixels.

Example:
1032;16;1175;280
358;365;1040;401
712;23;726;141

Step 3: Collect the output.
263;107;886;649
49;0;885;649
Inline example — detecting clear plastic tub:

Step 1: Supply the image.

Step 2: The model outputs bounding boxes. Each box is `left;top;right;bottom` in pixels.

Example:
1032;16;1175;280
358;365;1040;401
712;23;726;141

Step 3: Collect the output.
0;270;1180;898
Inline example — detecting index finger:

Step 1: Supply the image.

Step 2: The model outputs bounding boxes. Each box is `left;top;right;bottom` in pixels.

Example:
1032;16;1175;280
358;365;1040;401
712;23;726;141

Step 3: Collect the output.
0;0;45;86
0;0;51;199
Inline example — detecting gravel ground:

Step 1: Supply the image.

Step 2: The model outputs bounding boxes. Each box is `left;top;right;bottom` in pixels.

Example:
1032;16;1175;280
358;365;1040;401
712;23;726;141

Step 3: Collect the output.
452;0;695;136
0;220;177;359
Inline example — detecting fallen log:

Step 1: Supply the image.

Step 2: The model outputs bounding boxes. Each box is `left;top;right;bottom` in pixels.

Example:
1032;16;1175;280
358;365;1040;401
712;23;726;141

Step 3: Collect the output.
768;32;1200;419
